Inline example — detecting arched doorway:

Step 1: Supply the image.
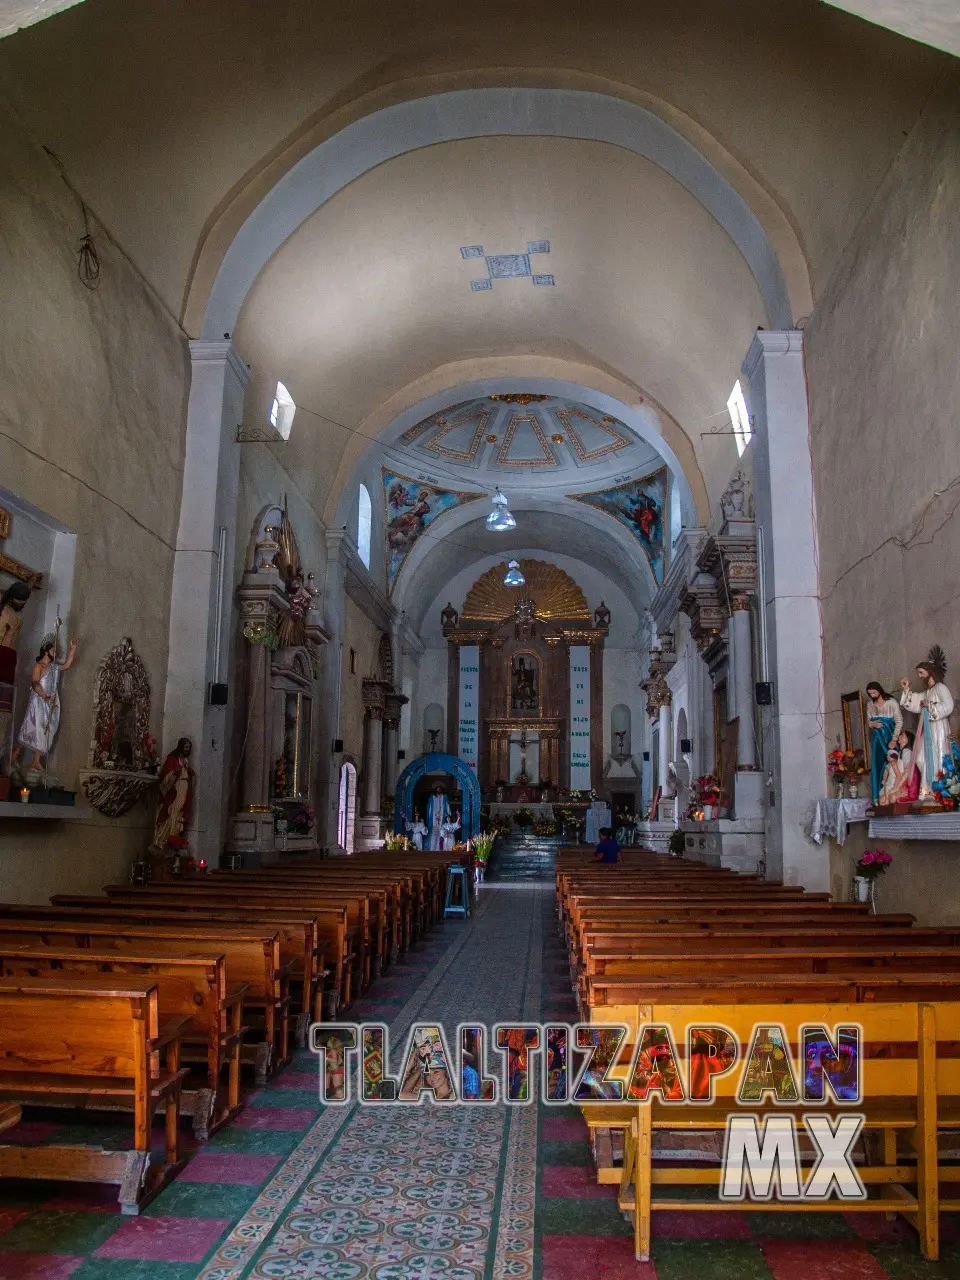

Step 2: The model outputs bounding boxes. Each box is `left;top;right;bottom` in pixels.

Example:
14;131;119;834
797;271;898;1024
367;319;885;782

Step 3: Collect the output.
394;752;481;841
337;760;357;852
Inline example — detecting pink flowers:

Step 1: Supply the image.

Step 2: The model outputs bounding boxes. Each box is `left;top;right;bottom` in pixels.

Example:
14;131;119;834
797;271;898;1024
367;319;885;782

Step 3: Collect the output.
856;849;892;880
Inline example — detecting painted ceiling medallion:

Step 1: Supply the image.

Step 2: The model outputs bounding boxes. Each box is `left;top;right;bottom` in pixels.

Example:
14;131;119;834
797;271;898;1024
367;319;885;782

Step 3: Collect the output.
462;242;554;291
488;394;551;405
462;560;591;622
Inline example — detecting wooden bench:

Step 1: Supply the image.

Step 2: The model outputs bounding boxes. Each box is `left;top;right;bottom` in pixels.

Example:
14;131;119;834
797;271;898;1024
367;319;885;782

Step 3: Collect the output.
0;918;286;1082
43;897;338;1034
597;999;960;1262
0;947;245;1140
0;975;189;1213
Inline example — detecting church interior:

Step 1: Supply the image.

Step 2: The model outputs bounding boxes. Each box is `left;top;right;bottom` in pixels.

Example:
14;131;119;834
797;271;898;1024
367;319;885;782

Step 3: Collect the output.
1;0;959;1273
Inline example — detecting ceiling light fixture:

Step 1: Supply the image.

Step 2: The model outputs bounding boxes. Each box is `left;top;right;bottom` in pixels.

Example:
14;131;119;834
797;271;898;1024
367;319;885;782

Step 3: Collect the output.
485;488;517;532
503;559;526;587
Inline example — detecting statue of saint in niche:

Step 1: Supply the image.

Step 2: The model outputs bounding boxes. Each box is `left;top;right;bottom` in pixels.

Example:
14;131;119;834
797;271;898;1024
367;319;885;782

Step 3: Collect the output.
511;654;539;714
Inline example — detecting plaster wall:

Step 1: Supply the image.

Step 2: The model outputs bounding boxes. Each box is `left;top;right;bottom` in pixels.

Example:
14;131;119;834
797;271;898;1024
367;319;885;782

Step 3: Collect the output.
0;0;945;318
0;104;188;900
805;73;960;924
410;648;448;758
339;596;383;766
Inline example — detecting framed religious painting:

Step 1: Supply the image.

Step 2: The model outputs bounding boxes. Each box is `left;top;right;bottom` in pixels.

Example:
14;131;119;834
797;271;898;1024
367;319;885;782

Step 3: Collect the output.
841;691;867;762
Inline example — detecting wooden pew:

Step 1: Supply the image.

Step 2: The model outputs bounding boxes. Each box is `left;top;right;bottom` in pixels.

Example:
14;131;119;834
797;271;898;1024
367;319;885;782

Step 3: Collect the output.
41;897;340;1031
602;999;960;1263
100;882;381;995
0;976;188;1214
0;948;244;1139
0;919;286;1082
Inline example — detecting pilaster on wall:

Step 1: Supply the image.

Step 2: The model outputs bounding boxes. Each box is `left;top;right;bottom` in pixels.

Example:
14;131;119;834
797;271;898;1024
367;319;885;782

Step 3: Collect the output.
743;330;826;890
162;340;249;863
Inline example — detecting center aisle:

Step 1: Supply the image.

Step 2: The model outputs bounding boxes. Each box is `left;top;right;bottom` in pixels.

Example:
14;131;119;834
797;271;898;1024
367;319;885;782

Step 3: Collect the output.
199;882;551;1280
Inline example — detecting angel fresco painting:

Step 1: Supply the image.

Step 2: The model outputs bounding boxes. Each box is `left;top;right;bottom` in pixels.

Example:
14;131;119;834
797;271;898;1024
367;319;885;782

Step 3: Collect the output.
568;468;667;584
383;471;483;593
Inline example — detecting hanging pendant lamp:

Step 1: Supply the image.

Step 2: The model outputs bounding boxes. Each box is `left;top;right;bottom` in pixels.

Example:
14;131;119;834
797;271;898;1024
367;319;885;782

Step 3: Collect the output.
485;488;517;532
503;559;526;587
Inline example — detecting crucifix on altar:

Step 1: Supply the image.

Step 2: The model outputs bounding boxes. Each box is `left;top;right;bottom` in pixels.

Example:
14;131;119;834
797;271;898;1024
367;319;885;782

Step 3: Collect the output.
508;726;540;785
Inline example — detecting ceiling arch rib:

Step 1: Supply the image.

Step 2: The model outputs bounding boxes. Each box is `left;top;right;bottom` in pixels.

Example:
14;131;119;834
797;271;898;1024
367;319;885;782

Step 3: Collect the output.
201;87;800;341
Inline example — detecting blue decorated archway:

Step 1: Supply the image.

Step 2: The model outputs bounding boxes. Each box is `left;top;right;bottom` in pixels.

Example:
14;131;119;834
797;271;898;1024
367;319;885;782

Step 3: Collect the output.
394;752;481;841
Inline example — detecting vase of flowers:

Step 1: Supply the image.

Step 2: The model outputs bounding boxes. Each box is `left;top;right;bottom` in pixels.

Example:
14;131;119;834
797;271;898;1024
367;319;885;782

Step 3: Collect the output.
291;803;316;836
933;742;960;809
828;746;865;799
854;848;891;911
513;807;534;832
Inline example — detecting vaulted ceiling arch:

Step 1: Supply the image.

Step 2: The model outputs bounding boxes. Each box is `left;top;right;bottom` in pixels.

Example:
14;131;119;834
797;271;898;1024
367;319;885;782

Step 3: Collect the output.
193;83;811;341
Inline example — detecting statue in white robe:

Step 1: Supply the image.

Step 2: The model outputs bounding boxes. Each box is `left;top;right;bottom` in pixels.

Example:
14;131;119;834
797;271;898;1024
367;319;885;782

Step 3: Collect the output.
900;646;954;799
407;814;427;851
426;787;450;851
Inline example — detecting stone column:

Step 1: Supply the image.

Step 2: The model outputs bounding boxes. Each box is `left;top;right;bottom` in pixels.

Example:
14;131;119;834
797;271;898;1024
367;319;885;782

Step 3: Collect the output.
657;695;672;814
317;532;349;848
729;601;756;770
162;340;249;863
382;692;407;801
743;330;826;889
358;679;386;848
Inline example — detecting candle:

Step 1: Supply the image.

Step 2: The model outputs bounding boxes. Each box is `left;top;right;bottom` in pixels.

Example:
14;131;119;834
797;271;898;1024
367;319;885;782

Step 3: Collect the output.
19;788;29;805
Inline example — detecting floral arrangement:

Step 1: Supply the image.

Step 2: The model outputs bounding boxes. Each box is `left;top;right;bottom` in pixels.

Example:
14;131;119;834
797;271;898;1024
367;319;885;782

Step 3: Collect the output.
933;742;960;810
513;807;535;830
532;817;558;836
471;832;495;863
693;774;722;806
142;732;160;773
487;816;511;838
828;747;865;782
516;771;530;786
384;832;410;851
855;848;892;881
291;803;316;835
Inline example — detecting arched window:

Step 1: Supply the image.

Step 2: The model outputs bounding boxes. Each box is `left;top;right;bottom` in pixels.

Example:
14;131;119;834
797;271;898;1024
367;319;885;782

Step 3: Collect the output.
268;381;296;440
357;484;372;568
727;380;751;456
337;761;357;853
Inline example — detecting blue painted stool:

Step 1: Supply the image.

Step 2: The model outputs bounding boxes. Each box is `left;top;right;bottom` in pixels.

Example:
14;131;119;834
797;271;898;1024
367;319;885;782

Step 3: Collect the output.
444;864;470;918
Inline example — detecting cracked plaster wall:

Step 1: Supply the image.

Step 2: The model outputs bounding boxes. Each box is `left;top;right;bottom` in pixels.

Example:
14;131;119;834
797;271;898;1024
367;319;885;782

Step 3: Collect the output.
805;73;960;922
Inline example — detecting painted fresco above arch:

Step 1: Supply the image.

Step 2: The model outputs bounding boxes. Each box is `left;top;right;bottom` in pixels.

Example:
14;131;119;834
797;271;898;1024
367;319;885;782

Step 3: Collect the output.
569;467;668;586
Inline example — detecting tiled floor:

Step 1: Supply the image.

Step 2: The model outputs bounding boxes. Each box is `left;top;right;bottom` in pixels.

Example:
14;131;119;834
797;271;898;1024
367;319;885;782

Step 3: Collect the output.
0;847;958;1278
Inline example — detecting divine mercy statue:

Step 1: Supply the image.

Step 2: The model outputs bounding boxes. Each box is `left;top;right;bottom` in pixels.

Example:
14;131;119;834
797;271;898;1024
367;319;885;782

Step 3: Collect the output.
865;681;903;803
426;786;450;851
899;646;954;800
11;628;77;775
152;737;195;852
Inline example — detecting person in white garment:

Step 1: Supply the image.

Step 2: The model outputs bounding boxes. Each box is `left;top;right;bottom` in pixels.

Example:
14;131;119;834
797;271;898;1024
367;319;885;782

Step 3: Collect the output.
439;811;461;851
900;646;954;799
12;631;77;774
426;786;450;851
407;812;427;851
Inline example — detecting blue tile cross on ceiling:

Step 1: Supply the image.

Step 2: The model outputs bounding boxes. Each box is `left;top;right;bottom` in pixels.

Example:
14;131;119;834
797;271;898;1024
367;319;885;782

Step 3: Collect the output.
460;241;555;290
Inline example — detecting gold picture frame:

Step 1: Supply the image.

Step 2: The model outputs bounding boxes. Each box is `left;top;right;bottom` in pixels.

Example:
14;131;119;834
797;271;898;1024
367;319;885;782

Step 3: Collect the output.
841;690;867;761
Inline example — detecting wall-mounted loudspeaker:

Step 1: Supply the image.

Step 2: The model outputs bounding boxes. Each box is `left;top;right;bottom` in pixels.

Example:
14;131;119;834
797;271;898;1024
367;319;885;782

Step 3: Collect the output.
209;683;228;706
332;738;344;753
755;682;774;705
679;738;692;753
642;751;650;761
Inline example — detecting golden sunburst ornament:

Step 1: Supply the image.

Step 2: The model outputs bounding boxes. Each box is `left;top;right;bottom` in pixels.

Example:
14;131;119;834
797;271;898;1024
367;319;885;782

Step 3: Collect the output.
462;560;591;621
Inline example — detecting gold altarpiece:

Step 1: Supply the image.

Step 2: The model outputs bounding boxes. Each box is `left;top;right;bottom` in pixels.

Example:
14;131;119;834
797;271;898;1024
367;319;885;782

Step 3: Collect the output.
441;560;607;790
